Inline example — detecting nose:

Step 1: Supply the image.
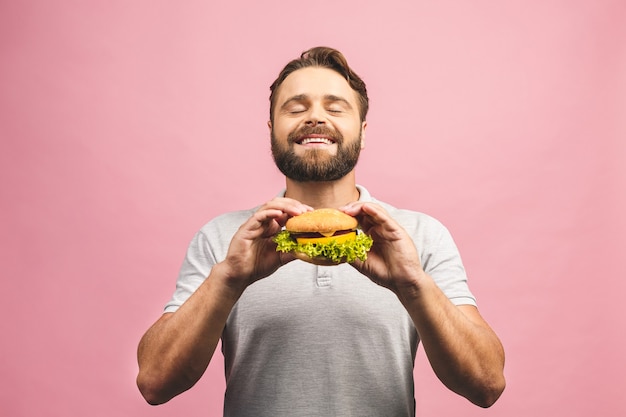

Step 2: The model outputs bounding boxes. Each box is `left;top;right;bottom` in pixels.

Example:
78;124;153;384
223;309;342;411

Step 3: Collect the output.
305;104;326;126
305;118;325;126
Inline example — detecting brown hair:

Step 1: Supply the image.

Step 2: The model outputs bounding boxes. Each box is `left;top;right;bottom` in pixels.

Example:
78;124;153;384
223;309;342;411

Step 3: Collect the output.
269;46;369;122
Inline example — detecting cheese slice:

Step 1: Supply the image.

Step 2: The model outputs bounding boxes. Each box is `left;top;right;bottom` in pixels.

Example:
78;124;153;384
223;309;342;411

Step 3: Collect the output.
295;231;356;245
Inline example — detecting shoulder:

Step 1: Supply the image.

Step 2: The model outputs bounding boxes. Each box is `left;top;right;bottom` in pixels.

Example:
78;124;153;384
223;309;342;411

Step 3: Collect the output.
198;207;257;235
370;196;450;239
181;207;257;268
358;185;447;235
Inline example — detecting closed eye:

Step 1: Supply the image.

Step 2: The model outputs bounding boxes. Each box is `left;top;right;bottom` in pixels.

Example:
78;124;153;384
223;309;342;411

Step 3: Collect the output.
325;95;351;114
280;95;309;115
285;104;307;114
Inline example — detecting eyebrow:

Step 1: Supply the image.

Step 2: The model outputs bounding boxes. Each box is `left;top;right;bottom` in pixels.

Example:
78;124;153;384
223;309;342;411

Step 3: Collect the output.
325;95;353;108
280;94;308;110
280;94;354;110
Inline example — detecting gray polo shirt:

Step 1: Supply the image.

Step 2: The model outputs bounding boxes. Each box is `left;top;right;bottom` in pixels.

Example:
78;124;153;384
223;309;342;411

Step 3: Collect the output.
165;185;475;417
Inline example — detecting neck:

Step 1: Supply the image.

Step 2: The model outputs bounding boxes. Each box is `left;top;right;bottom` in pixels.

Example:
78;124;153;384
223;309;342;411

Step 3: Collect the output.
284;172;360;209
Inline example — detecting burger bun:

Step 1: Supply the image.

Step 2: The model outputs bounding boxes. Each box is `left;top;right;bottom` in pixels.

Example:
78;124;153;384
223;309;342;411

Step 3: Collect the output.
292;251;347;266
286;208;357;234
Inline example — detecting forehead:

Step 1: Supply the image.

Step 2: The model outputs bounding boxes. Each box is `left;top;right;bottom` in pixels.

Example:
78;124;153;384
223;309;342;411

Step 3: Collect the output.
275;67;358;105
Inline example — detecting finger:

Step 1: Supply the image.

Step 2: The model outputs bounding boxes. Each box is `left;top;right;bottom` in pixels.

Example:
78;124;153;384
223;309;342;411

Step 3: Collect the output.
259;197;313;216
247;199;312;233
252;208;285;225
357;203;390;224
341;202;389;227
239;209;284;240
338;201;365;216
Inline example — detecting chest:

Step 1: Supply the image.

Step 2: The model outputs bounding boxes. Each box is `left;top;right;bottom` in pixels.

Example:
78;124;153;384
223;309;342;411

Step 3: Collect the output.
223;263;415;350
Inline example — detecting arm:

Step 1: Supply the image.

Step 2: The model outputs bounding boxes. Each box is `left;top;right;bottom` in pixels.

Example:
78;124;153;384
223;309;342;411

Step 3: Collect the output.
136;199;312;405
397;282;505;407
342;202;505;407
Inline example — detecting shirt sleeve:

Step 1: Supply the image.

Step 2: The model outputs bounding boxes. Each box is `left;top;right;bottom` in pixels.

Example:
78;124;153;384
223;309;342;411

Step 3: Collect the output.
163;209;253;313
418;215;477;306
163;229;216;313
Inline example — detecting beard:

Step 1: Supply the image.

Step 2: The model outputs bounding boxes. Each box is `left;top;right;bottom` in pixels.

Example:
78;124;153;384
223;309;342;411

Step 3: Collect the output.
271;125;362;182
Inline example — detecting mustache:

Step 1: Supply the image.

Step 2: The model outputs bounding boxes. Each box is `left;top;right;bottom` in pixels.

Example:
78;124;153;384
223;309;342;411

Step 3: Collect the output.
287;125;343;143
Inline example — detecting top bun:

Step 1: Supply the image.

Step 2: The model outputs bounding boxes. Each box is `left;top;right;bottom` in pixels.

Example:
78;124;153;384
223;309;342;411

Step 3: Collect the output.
286;208;358;233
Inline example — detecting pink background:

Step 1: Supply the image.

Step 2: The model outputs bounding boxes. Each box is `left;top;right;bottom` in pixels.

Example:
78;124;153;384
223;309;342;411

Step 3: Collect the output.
2;1;625;416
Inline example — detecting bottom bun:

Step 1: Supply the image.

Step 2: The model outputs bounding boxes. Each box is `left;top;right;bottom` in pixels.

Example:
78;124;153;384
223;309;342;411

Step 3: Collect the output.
293;251;347;266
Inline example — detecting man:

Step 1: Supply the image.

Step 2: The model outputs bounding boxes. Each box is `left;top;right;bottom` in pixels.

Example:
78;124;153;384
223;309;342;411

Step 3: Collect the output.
137;47;505;416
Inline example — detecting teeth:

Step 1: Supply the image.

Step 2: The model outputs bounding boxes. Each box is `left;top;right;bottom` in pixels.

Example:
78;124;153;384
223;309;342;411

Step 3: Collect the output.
300;137;334;145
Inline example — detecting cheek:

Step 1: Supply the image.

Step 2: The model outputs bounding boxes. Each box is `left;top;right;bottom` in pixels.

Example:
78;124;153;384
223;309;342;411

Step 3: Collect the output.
273;119;298;137
338;120;362;139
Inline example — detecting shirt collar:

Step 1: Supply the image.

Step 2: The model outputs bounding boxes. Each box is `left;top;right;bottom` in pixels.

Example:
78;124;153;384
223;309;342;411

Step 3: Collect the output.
277;184;371;203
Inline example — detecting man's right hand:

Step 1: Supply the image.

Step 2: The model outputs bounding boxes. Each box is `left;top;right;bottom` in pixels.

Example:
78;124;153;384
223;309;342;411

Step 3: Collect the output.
220;198;312;289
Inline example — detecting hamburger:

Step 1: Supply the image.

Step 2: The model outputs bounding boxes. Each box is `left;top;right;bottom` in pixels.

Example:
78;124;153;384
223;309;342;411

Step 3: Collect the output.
273;208;373;265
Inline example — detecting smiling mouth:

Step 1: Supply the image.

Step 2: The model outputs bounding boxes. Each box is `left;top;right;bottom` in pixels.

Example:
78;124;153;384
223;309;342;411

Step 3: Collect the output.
296;135;336;145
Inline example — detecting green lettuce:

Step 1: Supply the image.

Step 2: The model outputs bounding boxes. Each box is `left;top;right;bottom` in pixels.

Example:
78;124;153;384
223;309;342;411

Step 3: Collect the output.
273;230;373;263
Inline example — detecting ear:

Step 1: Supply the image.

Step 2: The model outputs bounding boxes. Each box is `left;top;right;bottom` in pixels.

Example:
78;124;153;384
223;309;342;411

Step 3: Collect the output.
360;121;367;149
267;120;272;132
